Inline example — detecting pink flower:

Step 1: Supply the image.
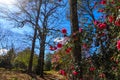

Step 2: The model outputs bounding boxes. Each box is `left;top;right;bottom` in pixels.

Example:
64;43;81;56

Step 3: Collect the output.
72;71;78;76
108;15;114;23
117;40;120;50
61;28;67;34
98;23;107;30
57;43;62;48
100;0;106;5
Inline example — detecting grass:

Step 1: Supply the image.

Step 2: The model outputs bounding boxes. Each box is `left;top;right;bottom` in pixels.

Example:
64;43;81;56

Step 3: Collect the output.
0;68;65;80
44;70;65;80
0;68;31;80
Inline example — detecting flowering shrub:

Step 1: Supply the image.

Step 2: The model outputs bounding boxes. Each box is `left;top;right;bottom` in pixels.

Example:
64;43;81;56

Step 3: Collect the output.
50;0;120;79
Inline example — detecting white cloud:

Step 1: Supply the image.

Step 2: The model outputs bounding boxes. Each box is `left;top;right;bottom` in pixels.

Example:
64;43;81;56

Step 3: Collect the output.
0;49;8;55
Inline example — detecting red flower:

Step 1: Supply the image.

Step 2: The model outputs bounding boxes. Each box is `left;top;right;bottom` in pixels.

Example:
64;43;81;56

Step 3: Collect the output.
72;71;78;76
100;0;106;5
108;15;114;23
59;70;66;76
98;23;107;30
57;43;62;48
89;67;96;71
99;73;105;78
65;47;72;54
115;19;120;26
61;28;67;34
117;40;120;50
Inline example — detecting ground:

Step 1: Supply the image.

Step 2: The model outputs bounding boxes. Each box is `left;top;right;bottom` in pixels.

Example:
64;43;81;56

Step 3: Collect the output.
0;68;65;80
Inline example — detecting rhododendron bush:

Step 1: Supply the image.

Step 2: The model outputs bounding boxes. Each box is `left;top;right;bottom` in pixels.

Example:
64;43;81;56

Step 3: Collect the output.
50;0;120;79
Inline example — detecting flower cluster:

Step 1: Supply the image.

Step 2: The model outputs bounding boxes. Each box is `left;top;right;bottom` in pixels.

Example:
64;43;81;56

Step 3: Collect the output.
94;20;107;30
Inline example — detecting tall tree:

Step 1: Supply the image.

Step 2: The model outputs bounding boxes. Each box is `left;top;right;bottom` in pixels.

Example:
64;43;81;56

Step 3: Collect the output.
35;0;65;77
0;0;42;73
69;0;82;79
0;0;65;77
28;0;42;73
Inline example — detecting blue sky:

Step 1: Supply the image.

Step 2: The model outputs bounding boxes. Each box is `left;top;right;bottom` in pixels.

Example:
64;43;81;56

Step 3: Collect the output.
0;0;71;55
0;0;102;55
1;0;70;34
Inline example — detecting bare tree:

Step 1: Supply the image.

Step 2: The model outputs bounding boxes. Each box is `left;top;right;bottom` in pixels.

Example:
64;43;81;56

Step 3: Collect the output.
0;0;66;77
28;0;42;73
35;0;65;77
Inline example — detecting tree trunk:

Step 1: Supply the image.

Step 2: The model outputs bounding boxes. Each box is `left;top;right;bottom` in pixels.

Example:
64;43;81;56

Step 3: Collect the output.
36;37;46;78
69;0;83;79
28;0;42;73
28;28;37;73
